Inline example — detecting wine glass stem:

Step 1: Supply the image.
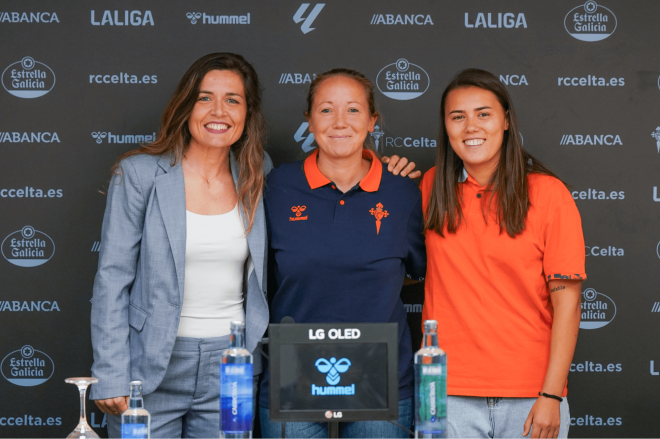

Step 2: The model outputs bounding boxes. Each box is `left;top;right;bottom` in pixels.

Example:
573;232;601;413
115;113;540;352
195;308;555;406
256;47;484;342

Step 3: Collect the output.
78;386;88;425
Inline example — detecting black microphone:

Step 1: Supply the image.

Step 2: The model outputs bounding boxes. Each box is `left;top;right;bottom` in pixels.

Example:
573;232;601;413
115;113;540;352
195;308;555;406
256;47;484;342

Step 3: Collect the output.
280;316;295;324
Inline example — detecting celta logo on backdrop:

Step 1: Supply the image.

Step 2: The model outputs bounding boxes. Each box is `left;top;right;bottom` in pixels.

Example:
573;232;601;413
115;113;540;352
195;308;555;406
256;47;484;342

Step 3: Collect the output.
370;13;433;25
376;58;430;100
1;226;55;267
652;127;660;153
293;3;324;34
580;288;616;329
371;125;437;151
0;300;60;312
2;56;55;98
90;10;154;26
559;134;622;145
0;132;60;143
279;73;316;84
1;345;54;386
294;122;315;152
91;132;156;144
585;245;623;256
499;75;528;86
312;357;354;395
186;11;250;25
0;12;59;23
557;75;624;87
565;1;616;42
464;12;527;28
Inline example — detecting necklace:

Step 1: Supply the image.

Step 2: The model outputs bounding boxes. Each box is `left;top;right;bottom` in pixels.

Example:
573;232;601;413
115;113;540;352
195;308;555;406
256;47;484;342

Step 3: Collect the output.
184;156;221;189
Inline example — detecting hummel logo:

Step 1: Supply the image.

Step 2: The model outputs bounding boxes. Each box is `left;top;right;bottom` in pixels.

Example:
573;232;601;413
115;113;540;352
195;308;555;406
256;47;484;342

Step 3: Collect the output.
315;357;351;385
290;205;308;222
186;12;202;24
91;132;107;144
293;3;325;34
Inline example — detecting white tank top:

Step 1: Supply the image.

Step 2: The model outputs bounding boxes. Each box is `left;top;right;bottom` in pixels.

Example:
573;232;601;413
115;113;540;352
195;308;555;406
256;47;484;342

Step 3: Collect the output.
177;204;248;338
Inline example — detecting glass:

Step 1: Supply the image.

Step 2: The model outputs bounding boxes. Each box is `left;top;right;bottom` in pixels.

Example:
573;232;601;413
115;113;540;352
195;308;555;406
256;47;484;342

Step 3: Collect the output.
65;377;100;439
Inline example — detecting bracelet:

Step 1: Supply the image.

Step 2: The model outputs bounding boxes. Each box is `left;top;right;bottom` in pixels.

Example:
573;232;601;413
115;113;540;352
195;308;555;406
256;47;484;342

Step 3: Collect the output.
538;392;563;402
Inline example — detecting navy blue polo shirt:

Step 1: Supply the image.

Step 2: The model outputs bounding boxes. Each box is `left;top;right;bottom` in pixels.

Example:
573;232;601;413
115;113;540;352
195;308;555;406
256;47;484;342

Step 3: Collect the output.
259;149;426;408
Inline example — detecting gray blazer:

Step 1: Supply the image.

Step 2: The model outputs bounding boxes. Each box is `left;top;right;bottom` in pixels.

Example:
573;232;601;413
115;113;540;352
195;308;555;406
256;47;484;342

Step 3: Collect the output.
90;151;272;400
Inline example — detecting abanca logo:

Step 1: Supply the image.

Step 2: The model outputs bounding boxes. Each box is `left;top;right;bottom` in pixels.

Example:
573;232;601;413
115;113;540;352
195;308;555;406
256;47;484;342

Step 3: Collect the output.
565;1;617;42
1;345;54;386
377;58;430;101
0;12;59;23
580;288;616;329
1;226;55;267
2;57;55;98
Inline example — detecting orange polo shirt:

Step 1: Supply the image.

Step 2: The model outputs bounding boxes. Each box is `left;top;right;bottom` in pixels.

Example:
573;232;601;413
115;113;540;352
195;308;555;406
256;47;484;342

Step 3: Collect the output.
421;168;586;397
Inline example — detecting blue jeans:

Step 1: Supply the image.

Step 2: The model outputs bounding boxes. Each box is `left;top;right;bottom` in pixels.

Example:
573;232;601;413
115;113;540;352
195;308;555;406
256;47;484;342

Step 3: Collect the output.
259;397;412;438
447;396;570;438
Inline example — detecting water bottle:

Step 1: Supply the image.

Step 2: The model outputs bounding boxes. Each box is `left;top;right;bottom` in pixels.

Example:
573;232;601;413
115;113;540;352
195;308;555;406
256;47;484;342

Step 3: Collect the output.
414;320;447;438
220;321;253;438
121;381;150;439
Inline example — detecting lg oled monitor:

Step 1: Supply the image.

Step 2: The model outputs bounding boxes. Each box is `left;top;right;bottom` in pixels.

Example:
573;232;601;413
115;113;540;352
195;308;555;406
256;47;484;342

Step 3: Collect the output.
268;322;399;422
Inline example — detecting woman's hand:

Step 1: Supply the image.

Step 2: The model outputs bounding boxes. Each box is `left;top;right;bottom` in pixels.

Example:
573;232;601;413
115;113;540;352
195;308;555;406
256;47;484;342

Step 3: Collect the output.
95;396;129;416
381;155;421;179
523;397;561;438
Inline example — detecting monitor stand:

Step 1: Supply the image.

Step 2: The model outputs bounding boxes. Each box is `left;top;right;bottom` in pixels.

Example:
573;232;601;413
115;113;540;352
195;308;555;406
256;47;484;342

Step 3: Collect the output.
328;421;339;438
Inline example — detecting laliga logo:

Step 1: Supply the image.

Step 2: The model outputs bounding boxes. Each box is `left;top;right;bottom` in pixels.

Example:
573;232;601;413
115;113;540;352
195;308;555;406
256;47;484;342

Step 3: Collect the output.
565;1;617;42
580;288;616;329
1;345;55;386
377;58;430;101
2;226;55;267
293;3;325;34
2;56;55;98
91;132;107;144
186;12;201;24
294;122;315;152
315;357;351;385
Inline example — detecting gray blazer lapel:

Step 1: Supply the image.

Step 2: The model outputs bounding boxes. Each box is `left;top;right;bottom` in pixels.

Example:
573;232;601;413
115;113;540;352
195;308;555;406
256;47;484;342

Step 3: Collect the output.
155;156;186;302
230;151;265;293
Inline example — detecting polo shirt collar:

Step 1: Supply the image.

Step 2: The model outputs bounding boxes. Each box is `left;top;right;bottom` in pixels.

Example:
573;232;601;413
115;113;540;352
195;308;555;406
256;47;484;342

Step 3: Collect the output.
458;167;483;187
304;149;382;192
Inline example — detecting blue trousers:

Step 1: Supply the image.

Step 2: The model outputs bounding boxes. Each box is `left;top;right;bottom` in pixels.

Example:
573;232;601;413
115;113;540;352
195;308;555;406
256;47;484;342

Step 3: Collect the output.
447;396;570;438
107;336;258;438
259;397;412;438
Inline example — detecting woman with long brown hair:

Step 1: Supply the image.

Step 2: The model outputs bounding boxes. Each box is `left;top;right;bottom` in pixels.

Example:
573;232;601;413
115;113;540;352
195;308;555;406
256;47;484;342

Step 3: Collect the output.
89;52;271;437
421;69;584;438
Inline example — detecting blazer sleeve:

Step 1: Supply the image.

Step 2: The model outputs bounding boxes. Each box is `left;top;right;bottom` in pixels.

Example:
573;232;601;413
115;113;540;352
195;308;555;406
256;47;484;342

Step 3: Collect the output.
90;159;146;400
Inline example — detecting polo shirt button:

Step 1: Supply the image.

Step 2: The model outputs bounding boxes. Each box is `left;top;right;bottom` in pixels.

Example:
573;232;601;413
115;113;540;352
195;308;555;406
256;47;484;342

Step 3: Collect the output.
340;200;345;205
477;193;482;198
331;185;336;190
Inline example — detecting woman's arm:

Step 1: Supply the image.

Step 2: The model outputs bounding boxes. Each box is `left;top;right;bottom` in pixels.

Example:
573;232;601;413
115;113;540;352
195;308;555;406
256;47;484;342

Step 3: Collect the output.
523;279;581;438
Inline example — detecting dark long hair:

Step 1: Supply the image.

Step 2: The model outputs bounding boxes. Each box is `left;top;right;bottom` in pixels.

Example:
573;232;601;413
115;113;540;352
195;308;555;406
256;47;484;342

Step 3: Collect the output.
110;52;267;233
425;68;560;238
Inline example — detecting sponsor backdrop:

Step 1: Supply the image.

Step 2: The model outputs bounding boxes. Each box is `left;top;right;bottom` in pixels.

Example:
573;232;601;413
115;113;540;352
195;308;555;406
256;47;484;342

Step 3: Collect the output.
1;0;658;437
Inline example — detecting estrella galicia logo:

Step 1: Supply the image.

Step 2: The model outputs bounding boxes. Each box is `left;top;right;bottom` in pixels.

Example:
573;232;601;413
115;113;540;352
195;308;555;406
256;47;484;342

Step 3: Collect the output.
186;12;201;24
580;288;616;329
2;226;55;267
294;122;315;152
376;58;430;101
2;56;55;98
315;357;351;385
1;345;55;386
293;3;324;34
565;1;617;42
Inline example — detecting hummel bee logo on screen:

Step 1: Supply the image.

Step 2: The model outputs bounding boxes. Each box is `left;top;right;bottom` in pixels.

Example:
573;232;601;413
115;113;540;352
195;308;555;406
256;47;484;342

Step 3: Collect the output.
315;357;351;385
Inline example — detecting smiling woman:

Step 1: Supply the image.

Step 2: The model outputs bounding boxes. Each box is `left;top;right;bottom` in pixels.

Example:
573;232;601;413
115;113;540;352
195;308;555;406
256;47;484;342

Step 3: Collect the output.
90;53;271;438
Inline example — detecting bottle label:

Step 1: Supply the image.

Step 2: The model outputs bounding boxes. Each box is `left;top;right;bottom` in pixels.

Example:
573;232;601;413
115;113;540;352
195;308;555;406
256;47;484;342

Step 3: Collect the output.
417;364;446;424
220;363;253;433
121;423;147;439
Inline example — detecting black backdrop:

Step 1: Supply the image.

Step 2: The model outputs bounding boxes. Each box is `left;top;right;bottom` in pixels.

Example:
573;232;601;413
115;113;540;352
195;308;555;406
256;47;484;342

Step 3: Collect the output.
1;1;659;437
